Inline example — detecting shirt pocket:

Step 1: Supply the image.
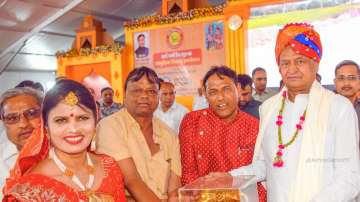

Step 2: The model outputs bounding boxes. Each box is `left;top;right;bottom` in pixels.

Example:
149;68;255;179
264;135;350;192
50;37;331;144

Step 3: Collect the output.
237;147;254;165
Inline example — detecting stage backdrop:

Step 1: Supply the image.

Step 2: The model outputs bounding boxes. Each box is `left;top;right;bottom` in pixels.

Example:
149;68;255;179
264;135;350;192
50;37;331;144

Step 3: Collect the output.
134;21;225;96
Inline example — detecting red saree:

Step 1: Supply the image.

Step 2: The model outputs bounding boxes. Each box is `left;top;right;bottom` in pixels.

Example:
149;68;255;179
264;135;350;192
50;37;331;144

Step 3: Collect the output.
2;124;127;202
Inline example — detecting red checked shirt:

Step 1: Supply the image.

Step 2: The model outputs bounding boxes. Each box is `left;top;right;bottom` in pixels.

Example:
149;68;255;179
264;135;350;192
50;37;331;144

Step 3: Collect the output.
179;108;267;202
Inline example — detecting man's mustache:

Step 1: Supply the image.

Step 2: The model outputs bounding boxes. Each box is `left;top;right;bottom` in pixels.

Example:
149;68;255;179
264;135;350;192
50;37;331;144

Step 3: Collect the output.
341;86;353;91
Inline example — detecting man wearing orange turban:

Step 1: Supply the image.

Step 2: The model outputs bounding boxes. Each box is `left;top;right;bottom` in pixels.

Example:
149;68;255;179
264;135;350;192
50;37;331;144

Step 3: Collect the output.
209;23;360;202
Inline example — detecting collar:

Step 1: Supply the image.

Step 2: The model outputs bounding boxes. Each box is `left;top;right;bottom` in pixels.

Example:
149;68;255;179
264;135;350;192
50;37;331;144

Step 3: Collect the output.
253;88;270;96
206;108;242;125
159;102;177;113
241;99;259;108
100;100;116;108
285;93;309;105
122;108;163;141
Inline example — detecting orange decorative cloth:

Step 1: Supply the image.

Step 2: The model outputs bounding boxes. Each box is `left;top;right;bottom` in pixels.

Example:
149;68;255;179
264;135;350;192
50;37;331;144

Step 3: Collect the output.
275;23;322;64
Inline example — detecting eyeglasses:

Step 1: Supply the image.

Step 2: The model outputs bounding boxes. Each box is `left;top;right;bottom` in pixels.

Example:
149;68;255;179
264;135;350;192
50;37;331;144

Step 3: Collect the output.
128;88;158;96
2;108;40;125
335;75;360;82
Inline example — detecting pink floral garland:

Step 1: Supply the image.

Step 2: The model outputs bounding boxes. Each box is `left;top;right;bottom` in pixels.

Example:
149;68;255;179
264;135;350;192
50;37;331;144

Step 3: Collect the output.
273;91;307;168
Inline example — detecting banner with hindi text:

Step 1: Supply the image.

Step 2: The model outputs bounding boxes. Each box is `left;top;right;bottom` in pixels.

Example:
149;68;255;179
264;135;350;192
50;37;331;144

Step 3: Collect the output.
134;21;225;95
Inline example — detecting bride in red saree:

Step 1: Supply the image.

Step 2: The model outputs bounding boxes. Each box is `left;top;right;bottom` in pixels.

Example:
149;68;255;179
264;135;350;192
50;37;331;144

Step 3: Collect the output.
3;79;127;202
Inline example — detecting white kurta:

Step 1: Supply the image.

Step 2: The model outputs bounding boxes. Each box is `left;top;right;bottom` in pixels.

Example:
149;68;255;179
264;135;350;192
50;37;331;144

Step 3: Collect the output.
0;130;19;200
230;94;360;202
154;102;189;135
192;95;208;111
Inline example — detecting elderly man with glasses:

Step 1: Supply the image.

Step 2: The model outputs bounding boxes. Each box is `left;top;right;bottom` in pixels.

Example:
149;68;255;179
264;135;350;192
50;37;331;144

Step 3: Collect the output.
0;87;43;197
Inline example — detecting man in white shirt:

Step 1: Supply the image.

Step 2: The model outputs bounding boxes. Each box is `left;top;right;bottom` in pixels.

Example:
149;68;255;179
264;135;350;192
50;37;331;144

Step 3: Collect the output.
0;121;6;144
208;23;360;202
192;87;208;111
155;81;189;134
334;60;360;137
252;67;277;102
0;87;43;198
0;129;18;197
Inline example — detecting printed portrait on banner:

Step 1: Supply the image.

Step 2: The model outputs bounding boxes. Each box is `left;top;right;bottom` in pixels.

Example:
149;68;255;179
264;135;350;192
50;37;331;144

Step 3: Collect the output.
134;31;150;61
205;22;224;50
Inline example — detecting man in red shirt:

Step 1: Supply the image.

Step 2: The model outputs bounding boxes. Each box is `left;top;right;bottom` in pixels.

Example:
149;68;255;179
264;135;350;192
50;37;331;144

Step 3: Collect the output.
179;66;266;201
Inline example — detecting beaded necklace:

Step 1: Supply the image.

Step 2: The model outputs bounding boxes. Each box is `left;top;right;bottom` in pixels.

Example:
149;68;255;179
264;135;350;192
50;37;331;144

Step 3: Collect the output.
49;148;95;190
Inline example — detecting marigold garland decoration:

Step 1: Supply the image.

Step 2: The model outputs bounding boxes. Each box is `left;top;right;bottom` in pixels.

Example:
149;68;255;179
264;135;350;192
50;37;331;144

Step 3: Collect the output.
56;43;123;58
124;4;226;30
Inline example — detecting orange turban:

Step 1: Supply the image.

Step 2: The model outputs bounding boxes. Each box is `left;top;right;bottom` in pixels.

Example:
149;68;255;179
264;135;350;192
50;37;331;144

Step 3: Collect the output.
275;23;322;64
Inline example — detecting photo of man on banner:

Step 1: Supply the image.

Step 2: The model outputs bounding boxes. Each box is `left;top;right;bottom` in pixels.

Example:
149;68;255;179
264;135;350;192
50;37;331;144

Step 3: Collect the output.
134;32;150;59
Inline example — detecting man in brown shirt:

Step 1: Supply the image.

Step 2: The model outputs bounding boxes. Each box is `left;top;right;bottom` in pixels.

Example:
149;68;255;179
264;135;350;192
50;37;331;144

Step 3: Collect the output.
96;67;181;202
